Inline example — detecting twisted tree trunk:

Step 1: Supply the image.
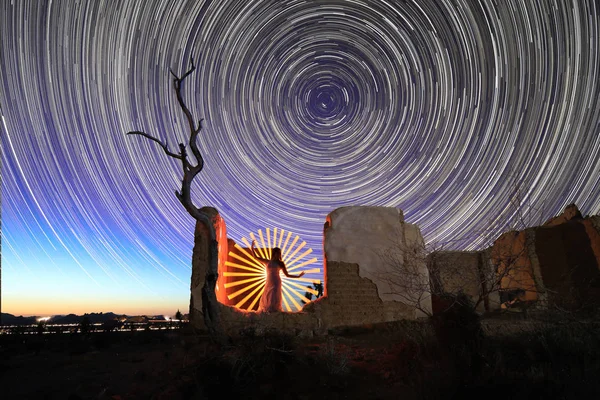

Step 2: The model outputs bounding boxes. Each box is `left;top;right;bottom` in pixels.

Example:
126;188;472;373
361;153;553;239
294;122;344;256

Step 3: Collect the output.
127;58;225;341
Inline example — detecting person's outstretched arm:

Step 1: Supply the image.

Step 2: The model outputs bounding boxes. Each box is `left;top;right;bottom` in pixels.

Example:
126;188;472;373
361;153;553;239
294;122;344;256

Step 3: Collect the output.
280;262;306;279
251;240;269;263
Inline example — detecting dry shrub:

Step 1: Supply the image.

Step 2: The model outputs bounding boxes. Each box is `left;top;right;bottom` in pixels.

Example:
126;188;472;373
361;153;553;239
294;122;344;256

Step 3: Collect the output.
193;332;298;397
320;336;350;376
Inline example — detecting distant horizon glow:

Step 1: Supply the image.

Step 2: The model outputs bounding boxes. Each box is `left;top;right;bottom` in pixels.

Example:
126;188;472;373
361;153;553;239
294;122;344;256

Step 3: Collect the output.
2;1;600;316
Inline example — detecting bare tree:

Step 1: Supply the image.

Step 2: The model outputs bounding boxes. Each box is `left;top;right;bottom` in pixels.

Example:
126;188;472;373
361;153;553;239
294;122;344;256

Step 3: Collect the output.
374;235;433;317
127;58;224;340
375;226;540;317
378;183;557;318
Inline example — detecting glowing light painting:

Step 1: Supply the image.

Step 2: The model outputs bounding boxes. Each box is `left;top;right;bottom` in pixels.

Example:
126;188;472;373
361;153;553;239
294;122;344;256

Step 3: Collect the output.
222;228;322;312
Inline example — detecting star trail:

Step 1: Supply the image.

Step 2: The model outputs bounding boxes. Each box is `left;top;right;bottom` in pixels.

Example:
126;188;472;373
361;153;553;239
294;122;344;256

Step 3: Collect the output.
2;0;600;316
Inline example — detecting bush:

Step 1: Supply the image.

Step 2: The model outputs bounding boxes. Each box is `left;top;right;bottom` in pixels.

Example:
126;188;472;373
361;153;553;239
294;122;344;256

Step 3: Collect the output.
320;336;350;376
432;292;484;379
194;332;298;397
79;316;91;334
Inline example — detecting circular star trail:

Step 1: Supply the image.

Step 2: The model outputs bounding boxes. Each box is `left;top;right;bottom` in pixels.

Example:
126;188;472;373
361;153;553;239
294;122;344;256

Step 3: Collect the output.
2;0;600;313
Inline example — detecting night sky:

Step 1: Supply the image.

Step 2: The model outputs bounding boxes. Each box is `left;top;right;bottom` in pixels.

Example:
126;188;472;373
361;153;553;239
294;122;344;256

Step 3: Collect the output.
2;0;599;316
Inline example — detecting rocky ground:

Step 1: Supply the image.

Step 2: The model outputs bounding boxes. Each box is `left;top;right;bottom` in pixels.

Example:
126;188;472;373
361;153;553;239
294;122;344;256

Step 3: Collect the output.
1;317;599;399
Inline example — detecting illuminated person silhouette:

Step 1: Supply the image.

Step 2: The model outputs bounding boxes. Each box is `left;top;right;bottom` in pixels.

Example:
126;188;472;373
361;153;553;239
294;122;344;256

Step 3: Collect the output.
251;239;305;312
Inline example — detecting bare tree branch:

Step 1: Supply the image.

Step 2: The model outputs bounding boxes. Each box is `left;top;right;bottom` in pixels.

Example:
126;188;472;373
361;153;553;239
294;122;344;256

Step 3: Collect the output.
170;57;204;167
127;131;184;160
374;219;541;318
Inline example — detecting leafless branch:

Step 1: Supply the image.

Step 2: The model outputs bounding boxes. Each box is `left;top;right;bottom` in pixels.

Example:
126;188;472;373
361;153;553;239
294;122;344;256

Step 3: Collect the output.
265;346;294;353
170;57;204;170
127;131;184;160
374;217;543;317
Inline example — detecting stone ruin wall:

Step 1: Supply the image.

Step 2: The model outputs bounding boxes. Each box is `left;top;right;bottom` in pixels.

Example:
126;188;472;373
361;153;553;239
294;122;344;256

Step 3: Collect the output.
190;204;600;334
428;251;501;314
322;206;431;318
189;206;429;335
428;205;600;313
189;207;229;326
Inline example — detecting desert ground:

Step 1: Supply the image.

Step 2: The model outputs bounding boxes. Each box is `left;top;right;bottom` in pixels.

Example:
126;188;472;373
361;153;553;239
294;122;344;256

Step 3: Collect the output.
1;314;599;400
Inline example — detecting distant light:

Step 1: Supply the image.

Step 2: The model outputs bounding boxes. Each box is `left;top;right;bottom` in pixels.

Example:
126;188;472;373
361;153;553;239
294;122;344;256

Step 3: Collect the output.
164;316;170;321
37;317;51;322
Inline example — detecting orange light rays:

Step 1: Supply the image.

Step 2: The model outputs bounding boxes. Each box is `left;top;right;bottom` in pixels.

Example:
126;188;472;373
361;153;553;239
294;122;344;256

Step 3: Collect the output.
287;259;319;272
294;277;322;284
224;261;263;273
285;240;306;264
224;276;264;289
281;284;304;311
237;284;266;309
230;244;265;269
241;236;252;248
282;235;299;262
247;286;266;310
283;279;320;297
223;271;264;277
224;228;322;312
228;278;265;301
248;232;267;259
281;288;293;312
281;231;293;257
287;248;313;269
258;229;270;258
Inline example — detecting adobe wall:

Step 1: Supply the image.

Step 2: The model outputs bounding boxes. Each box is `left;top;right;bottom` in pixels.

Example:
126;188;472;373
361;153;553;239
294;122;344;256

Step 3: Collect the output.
303;261;414;326
189;207;229;331
189;206;426;335
534;218;600;309
323;206;432;317
491;230;540;303
428;205;600;313
428;251;499;313
189;204;600;333
212;260;414;337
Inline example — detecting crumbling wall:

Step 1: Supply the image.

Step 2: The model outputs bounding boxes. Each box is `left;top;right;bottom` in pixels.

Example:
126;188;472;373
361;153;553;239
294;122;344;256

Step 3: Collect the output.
323;206;431;318
584;218;600;269
211;260;413;336
429;205;600;313
491;230;539;303
543;204;583;226
189;207;229;330
535;218;600;310
189;204;600;333
303;261;414;327
189;206;427;335
428;251;497;313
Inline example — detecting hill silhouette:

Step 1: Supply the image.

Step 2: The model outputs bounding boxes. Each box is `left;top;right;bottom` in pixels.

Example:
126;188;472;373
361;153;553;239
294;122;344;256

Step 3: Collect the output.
1;313;37;325
0;312;170;326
